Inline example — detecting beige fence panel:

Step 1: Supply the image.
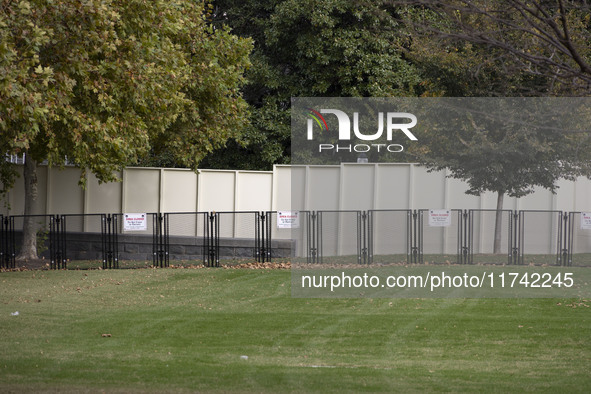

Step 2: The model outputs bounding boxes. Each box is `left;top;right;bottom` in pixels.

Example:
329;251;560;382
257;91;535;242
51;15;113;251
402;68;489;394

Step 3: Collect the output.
2;163;591;217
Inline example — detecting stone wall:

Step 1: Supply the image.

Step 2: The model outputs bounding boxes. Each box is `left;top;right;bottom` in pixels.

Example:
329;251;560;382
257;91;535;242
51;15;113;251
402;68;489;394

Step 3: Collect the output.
62;232;293;262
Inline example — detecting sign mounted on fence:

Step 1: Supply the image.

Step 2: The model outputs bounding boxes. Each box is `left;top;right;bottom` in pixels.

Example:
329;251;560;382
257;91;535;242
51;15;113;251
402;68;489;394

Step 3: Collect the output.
277;211;300;229
581;213;591;230
428;210;451;227
123;213;147;231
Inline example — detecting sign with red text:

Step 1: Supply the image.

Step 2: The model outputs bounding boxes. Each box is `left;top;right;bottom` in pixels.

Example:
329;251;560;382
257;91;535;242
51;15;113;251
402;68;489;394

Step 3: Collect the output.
123;213;147;231
428;210;451;227
277;211;300;229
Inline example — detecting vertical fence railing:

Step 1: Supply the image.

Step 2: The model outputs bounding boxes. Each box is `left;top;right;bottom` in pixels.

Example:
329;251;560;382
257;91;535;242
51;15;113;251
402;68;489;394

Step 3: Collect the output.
511;210;519;265
0;214;4;268
559;212;569;267
152;213;167;268
255;212;262;262
164;212;210;266
61;214;107;269
10;214;52;266
567;212;591;267
518;210;563;266
360;211;369;264
261;211;276;263
49;215;66;269
460;210;469;264
111;213;158;267
0;214;16;269
411;210;419;264
1;209;589;269
209;212;219;267
467;209;514;265
417;209;463;264
306;211;321;264
215;211;262;264
316;210;363;265
102;214;118;269
367;210;412;265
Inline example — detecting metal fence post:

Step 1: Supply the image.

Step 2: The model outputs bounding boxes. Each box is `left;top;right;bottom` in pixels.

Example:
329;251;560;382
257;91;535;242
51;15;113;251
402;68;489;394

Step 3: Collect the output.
0;214;3;268
266;211;272;262
359;211;368;265
103;214;118;269
367;211;373;265
418;210;425;264
406;209;412;264
307;211;321;264
560;212;569;266
460;210;469;264
567;212;574;267
512;210;520;265
164;213;170;267
261;211;273;263
58;215;67;269
307;212;313;264
201;212;209;267
99;214;106;268
152;213;167;268
207;212;219;267
256;212;263;262
507;210;513;265
467;210;474;265
49;215;66;270
0;215;13;269
49;215;56;269
0;215;6;268
410;210;419;264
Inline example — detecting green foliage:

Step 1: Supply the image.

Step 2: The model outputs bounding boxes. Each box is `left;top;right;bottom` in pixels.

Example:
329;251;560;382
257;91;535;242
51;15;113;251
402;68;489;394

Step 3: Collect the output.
0;0;252;189
204;0;422;170
400;0;591;96
263;0;420;97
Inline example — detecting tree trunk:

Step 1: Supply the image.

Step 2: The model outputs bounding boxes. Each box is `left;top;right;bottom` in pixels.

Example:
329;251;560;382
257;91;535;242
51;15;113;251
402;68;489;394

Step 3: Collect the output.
17;154;39;261
493;191;504;254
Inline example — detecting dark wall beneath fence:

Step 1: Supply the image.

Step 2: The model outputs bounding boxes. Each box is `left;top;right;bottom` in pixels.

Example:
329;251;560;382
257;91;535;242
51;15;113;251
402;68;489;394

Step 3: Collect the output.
63;232;293;262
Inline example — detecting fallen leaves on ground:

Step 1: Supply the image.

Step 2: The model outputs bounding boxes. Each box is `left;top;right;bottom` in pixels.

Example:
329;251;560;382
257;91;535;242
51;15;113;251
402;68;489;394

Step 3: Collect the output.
223;262;291;270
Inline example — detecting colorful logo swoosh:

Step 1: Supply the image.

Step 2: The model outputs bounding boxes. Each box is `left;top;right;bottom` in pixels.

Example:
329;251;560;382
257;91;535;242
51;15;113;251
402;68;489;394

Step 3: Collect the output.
307;108;329;131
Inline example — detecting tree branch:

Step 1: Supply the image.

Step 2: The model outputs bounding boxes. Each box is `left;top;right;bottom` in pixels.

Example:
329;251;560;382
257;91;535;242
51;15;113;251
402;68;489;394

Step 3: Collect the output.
397;0;591;94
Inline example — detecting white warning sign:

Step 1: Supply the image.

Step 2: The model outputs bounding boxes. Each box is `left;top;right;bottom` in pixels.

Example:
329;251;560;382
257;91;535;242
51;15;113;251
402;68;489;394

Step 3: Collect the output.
277;211;300;229
581;212;591;230
428;209;451;227
123;213;148;231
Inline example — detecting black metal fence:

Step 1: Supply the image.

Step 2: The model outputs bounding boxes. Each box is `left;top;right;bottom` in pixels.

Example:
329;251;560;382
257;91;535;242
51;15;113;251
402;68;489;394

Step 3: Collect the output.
1;209;590;269
1;214;15;269
468;209;514;265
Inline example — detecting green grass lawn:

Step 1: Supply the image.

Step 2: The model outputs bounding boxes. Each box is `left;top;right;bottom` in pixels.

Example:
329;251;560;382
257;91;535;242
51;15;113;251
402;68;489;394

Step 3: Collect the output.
0;267;590;393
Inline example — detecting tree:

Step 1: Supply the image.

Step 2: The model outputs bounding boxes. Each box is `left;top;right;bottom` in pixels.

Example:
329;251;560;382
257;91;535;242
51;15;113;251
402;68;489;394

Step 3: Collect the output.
0;0;251;260
399;9;552;97
392;1;591;253
202;0;422;169
398;0;591;96
416;98;591;253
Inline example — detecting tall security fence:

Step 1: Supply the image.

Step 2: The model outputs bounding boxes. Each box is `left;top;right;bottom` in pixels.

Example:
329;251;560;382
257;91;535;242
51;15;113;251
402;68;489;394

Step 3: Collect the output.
0;211;289;269
295;209;590;267
467;209;514;265
1;210;591;269
1;214;15;269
